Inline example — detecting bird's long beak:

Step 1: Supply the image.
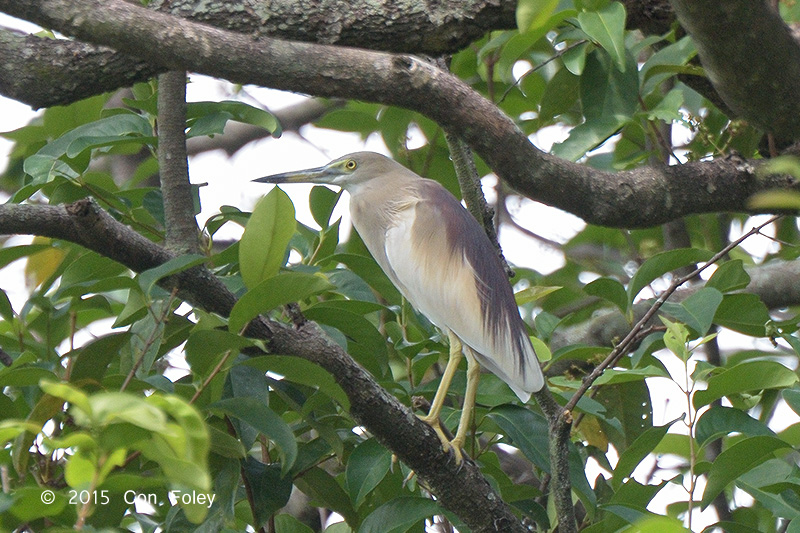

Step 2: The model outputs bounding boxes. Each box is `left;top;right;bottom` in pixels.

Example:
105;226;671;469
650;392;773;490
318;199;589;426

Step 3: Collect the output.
253;165;338;185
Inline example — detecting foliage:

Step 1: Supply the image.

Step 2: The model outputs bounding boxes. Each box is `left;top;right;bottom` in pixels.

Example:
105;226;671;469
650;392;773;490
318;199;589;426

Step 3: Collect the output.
1;1;800;532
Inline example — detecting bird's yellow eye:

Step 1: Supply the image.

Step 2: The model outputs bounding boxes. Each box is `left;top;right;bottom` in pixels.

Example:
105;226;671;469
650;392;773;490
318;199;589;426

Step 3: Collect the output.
345;160;357;171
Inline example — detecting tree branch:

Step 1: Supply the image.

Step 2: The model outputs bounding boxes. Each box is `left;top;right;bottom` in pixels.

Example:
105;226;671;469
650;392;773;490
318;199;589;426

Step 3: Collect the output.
0;27;159;109
0;199;527;533
157;71;200;253
148;0;515;55
0;0;515;109
1;0;796;230
670;0;800;141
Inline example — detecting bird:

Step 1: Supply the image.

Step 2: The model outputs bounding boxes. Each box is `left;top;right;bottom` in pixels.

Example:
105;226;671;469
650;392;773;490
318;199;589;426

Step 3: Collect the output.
254;152;544;461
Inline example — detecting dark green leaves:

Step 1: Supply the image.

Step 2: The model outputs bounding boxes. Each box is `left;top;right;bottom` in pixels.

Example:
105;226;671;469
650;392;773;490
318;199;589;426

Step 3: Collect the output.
211;397;298;475
346;439;392;508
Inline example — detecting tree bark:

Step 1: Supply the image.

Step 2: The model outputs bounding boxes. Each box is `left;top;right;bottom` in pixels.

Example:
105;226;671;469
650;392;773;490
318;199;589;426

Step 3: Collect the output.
0;0;797;231
670;0;800;141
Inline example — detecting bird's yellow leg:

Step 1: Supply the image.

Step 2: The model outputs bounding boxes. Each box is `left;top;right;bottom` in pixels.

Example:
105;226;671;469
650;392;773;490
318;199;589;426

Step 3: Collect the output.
419;330;463;451
450;347;480;458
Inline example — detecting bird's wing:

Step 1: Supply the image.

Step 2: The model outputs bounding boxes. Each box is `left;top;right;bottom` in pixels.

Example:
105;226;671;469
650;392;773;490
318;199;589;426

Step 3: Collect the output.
383;182;543;400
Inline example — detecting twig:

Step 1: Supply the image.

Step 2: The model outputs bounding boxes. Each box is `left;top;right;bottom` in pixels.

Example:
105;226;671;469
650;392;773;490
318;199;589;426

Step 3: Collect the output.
443;129;514;277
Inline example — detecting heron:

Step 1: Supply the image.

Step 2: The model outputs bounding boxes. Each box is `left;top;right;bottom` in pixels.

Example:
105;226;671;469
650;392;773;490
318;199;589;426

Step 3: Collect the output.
254;152;544;461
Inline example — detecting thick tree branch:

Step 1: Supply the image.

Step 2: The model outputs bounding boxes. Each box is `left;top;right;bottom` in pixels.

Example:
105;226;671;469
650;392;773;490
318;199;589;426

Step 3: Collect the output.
148;0;515;55
1;0;796;230
0;27;159;109
0;0;514;109
0;199;527;533
670;0;800;141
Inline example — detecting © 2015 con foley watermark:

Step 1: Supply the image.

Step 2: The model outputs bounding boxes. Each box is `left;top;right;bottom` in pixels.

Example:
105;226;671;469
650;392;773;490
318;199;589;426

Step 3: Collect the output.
40;489;217;509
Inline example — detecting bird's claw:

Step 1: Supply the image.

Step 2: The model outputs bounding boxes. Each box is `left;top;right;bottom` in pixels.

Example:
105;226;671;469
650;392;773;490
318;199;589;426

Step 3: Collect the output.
442;439;464;466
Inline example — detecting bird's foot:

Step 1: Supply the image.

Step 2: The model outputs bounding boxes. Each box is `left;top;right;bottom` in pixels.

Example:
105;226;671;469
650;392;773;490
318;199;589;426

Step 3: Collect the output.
442;439;464;465
417;414;464;464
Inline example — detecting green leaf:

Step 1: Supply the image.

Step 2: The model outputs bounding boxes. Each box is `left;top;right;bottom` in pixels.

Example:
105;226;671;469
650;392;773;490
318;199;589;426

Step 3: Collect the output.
514;285;562;305
358;496;443;533
6;486;68;521
584;277;628;314
69;332;130;382
0;367;57;388
309;185;342;228
516;0;561;32
274;514;315;533
186;100;282;137
0;244;51;269
242;459;293;528
693;361;799;409
660;317;690;361
646;88;684;123
0;290;13;321
211;397;298;475
330;253;402;304
39;380;91;415
701;435;792;509
593;365;668;386
240;187;297;289
578;2;628;71
669;287;723;335
242;356;350;410
146;394;210;475
706;260;751;293
137;254;207;295
714;293;771;336
628;515;689;532
782;388;800;417
611;417;681;490
228;272;335;333
185;329;253;378
304;304;388;378
594;380;653;450
756;154;800;180
628;248;713;301
539;67;580;122
345;439;392;508
295;467;358;526
552;116;626;161
529;335;552;363
695;406;775;448
577;45;638;137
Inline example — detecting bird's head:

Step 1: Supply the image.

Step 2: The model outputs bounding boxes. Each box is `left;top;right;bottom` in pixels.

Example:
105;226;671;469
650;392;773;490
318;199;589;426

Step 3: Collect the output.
254;152;395;189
